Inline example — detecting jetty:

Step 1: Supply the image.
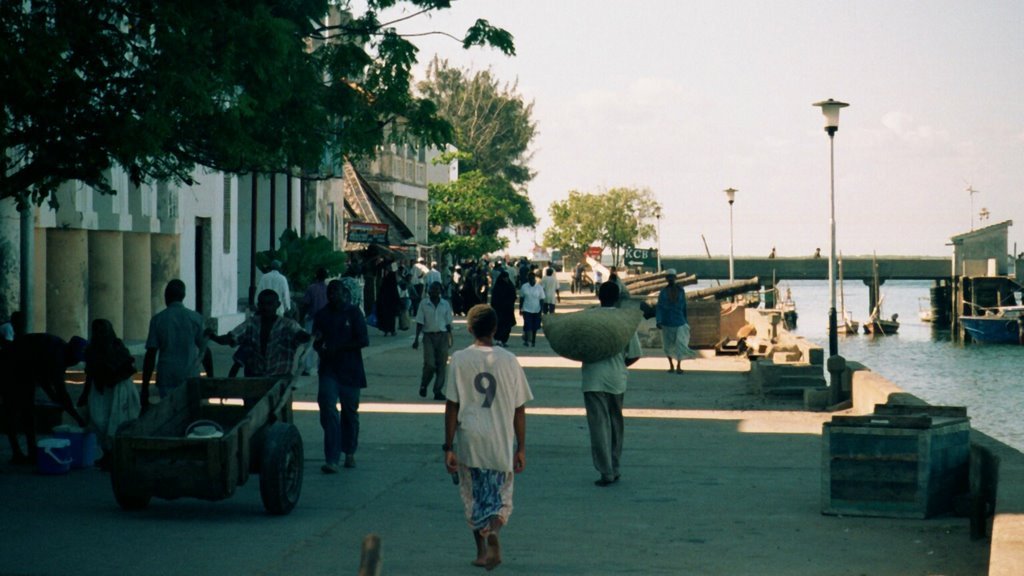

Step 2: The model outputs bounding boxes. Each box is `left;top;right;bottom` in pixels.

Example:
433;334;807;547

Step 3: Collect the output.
1;282;1022;575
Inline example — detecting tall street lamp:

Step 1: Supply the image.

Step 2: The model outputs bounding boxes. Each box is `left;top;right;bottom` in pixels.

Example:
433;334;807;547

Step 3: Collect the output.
724;188;737;284
655;206;662;272
813;98;849;359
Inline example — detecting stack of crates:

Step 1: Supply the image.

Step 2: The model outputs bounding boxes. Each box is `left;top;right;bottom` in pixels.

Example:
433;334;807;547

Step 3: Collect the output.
822;405;970;518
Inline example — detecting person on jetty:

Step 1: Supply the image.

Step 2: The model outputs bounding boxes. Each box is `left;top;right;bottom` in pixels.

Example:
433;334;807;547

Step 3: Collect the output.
412;281;454;400
444;304;532;570
656;269;695;374
582;282;642;487
313;280;369;472
207;289;310;378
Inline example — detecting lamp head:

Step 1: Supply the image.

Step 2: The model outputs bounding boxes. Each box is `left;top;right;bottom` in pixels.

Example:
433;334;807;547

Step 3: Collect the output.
724;188;737;204
813;98;849;136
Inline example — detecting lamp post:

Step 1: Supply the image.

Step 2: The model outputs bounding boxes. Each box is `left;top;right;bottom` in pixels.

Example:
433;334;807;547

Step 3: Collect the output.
724;188;737;284
655;206;662;272
813;98;849;359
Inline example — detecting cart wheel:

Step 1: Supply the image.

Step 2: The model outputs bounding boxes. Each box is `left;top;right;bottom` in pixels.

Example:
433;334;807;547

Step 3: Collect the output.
259;422;303;515
111;464;151;511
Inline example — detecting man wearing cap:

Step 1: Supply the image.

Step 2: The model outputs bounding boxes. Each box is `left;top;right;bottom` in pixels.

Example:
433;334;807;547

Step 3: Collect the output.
411;256;429;315
655;269;694;374
257;259;292;316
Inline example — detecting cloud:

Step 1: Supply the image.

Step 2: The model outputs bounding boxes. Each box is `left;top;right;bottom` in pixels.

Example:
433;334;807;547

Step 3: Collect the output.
879;111;950;145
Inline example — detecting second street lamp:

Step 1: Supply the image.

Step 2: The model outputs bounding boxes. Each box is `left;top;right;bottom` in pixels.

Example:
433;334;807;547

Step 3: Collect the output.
724;188;737;284
813;98;849;360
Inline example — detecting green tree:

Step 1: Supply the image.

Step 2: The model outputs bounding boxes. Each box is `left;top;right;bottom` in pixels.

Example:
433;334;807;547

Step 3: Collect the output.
256;229;347;293
427;162;535;261
1;1;515;206
598;187;660;266
544;187;660;266
418;58;536;185
542;191;603;264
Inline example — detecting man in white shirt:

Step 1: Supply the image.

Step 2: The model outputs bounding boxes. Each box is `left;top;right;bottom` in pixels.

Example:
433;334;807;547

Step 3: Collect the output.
444;303;532;570
425;260;442;287
518;273;545;347
411;256;429;315
582;282;642;487
257;259;291;315
413;281;454;400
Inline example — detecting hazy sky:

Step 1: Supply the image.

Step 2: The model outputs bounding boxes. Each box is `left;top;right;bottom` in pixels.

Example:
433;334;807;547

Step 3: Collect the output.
387;0;1024;258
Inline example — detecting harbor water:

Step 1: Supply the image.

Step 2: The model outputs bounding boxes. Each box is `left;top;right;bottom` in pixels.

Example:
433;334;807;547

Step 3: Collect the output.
715;279;1023;451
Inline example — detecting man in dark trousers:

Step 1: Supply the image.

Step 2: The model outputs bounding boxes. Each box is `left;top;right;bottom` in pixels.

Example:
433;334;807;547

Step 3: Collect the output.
313;280;369;473
412;281;454;400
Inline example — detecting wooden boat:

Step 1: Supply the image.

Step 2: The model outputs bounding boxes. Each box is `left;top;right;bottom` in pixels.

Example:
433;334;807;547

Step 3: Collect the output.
779;286;798;330
918;297;934;323
838;310;860;335
864;313;900;335
960;305;1024;344
837;254;859;334
864;255;899;335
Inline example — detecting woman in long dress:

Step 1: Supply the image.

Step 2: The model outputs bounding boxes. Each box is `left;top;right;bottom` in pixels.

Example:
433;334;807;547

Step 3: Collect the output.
376;264;401;336
490;270;518;346
79;318;140;470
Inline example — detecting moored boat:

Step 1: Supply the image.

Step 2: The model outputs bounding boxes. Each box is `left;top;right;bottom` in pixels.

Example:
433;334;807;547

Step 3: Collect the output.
863;314;900;335
961;306;1024;344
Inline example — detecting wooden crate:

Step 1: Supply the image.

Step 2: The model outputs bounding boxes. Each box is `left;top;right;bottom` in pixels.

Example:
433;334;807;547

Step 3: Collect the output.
821;409;970;518
687;300;721;349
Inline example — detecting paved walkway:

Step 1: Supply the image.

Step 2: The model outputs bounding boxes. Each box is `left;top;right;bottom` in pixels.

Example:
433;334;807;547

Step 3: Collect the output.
0;291;989;575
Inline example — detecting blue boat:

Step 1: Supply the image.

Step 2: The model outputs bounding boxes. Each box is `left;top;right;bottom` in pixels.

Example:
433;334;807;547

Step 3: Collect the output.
961;306;1024;344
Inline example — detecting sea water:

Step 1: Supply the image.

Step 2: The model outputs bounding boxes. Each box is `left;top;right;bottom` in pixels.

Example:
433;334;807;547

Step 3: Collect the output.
698;279;1024;451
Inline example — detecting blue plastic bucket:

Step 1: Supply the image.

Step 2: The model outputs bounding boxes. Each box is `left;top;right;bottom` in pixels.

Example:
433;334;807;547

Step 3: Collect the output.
37;438;73;475
53;426;98;469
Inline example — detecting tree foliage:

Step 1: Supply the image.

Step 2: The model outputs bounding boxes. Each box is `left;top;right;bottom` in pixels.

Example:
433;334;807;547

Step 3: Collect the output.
544;187;661;266
427;166;535;261
418;58;536;186
1;0;515;206
417;60;538;260
256;229;346;292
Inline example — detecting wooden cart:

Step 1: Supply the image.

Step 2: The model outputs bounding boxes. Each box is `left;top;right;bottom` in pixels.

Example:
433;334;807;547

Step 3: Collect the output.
112;377;303;515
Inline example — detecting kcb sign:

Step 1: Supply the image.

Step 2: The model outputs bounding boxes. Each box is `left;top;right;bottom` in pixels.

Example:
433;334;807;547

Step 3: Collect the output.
624;247;658;268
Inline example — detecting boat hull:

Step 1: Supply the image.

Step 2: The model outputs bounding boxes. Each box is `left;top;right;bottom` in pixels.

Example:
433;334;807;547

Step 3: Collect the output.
962;317;1024;344
863;320;899;335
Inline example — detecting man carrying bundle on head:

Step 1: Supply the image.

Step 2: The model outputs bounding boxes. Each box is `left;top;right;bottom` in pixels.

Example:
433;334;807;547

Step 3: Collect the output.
581;282;642;486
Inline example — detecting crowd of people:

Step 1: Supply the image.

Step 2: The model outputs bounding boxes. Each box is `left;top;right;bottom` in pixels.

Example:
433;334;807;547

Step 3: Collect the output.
0;253;697;572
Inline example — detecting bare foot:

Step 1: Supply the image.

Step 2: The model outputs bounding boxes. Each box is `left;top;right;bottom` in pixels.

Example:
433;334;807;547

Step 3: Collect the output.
484;534;502;571
471;530;488;567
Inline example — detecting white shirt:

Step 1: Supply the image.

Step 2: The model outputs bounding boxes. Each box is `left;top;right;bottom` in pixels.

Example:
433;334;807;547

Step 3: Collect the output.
257;269;292;312
519;282;545;314
447;345;533;471
425;268;442;288
412;262;429;286
582;315;642;395
414;297;454;333
540;274;559;304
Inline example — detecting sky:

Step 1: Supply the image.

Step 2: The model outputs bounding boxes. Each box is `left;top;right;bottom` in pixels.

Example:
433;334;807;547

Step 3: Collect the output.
382;0;1024;258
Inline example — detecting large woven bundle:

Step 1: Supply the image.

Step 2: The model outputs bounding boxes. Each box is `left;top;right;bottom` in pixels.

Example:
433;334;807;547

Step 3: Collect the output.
542;307;643;363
